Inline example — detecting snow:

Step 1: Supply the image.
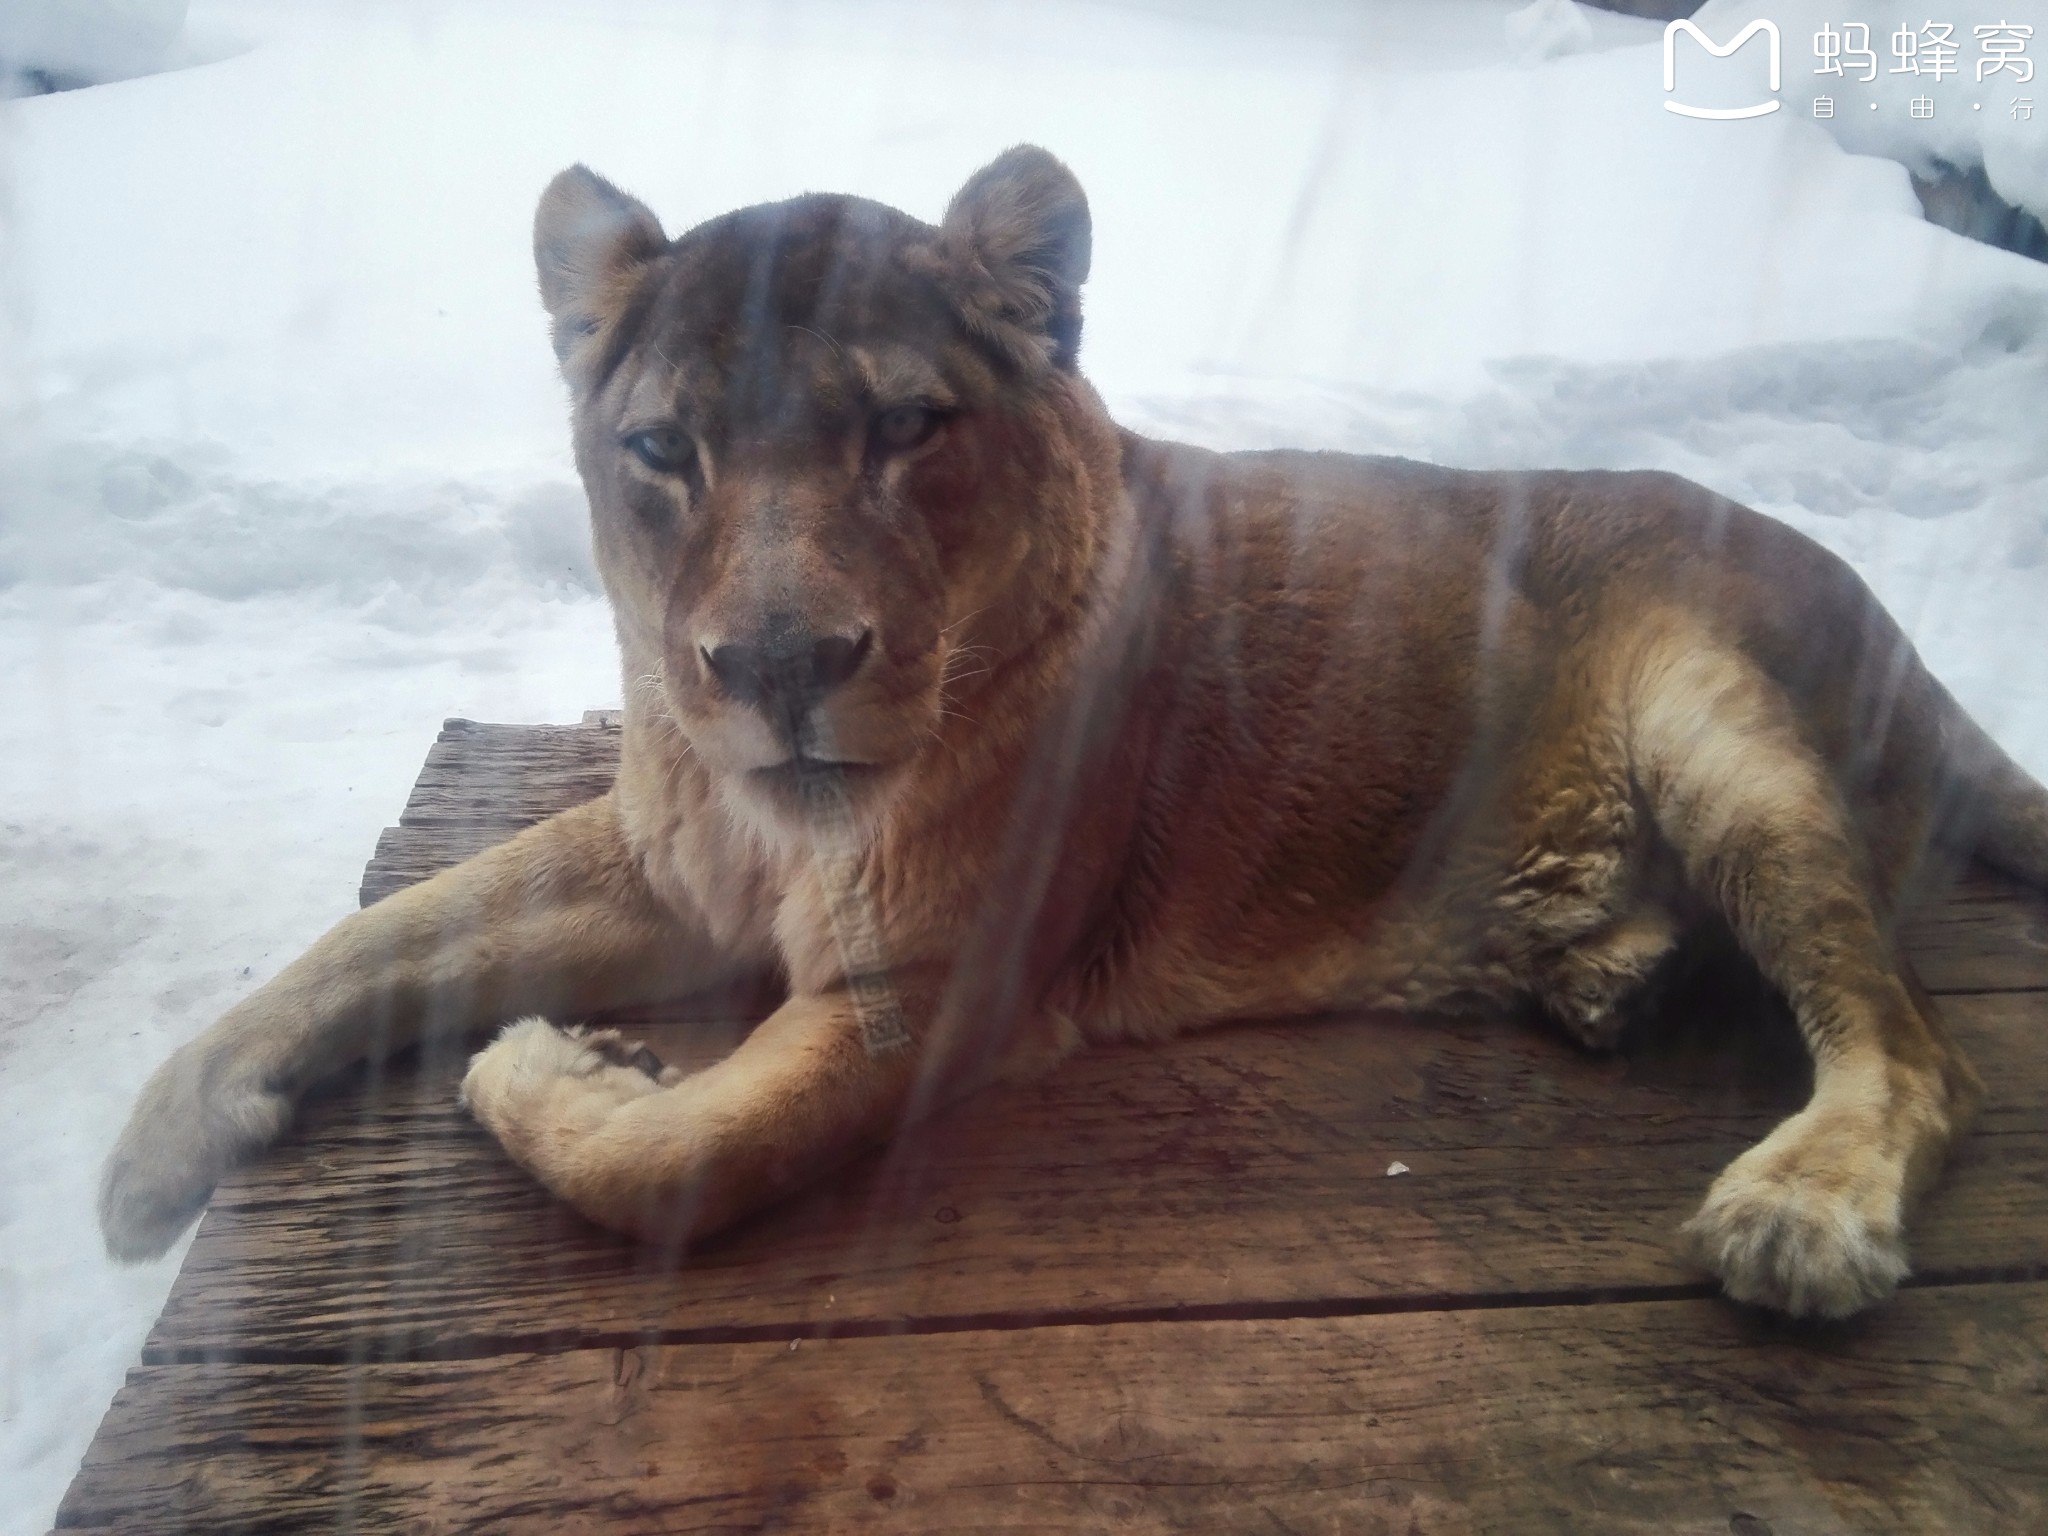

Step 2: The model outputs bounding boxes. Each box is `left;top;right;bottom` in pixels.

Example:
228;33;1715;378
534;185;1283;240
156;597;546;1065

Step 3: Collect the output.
1505;0;1596;65
3;0;2046;1526
0;1;189;91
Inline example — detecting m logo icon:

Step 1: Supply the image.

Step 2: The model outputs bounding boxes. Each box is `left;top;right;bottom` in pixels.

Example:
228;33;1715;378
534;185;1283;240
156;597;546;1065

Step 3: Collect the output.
1664;18;1782;119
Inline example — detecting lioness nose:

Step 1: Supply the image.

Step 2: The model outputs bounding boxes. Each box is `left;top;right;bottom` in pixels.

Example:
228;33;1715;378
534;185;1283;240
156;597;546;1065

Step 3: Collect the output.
703;628;872;714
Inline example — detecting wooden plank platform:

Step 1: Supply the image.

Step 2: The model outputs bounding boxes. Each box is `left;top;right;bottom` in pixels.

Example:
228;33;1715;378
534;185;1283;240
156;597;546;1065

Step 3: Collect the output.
58;715;2048;1534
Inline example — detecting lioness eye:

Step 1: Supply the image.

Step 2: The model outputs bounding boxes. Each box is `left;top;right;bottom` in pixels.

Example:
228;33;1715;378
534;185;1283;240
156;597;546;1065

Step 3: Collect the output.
623;428;696;476
870;404;942;454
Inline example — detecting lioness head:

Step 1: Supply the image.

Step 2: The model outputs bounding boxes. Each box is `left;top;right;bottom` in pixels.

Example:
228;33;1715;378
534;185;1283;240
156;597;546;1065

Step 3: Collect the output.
535;146;1120;834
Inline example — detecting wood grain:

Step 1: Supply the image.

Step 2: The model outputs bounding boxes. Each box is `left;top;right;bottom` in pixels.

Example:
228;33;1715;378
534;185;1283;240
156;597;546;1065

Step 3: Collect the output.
1902;868;2048;993
357;716;621;905
142;987;2048;1363
64;1284;2048;1535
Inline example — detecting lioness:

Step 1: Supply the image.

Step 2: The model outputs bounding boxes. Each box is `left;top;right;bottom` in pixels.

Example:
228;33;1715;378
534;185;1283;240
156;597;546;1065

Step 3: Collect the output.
101;146;2048;1319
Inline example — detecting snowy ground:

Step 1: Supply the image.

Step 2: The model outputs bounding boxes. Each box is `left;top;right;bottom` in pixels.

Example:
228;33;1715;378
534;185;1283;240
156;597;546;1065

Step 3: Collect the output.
4;1;2046;1526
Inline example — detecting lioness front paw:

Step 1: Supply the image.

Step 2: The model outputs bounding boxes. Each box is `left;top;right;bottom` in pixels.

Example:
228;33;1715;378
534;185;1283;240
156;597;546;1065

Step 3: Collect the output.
1681;1152;1909;1319
460;1019;675;1168
100;1052;294;1263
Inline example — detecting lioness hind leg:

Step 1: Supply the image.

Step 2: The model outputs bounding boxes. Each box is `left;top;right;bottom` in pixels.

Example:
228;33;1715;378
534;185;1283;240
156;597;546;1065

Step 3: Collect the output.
1632;640;1980;1318
1536;903;1683;1051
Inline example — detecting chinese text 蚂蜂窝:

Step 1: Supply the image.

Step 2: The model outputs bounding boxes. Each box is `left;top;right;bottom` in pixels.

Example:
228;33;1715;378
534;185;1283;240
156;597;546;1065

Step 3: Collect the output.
1815;21;2034;84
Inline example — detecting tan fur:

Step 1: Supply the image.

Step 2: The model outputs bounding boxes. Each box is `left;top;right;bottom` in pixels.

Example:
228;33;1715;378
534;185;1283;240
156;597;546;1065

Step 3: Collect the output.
100;148;2046;1318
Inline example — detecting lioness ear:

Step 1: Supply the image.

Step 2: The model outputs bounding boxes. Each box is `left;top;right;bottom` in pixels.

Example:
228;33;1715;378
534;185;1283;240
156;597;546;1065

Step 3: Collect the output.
533;165;667;372
938;145;1091;371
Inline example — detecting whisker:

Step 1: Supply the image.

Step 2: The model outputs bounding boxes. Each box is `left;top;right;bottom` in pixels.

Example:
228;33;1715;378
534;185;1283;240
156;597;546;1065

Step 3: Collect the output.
787;323;847;364
939;642;997;693
939;606;991;639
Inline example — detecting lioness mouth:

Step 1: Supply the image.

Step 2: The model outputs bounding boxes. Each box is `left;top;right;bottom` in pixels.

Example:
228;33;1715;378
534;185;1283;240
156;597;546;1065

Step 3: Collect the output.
751;758;886;790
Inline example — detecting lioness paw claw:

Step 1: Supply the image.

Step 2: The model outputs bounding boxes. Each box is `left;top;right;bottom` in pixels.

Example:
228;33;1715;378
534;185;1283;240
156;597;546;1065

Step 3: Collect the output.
460;1017;675;1164
1681;1173;1908;1320
578;1027;677;1083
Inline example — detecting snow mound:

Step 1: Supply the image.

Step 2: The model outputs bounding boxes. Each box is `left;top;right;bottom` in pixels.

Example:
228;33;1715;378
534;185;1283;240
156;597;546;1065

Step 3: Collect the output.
1505;0;1596;65
0;440;600;602
1;0;187;91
